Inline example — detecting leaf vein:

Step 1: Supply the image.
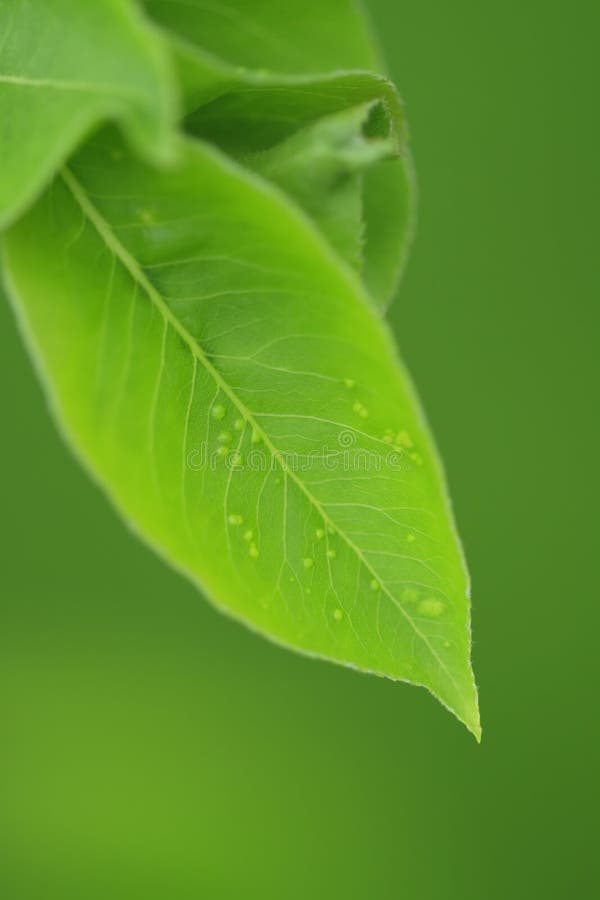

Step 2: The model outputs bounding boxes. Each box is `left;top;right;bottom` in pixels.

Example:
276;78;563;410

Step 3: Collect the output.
60;165;463;696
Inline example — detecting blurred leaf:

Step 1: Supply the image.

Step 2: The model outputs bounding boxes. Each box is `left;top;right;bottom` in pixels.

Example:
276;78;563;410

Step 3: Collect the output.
142;0;415;310
2;131;479;737
0;0;178;227
245;103;395;272
362;154;416;305
144;0;382;78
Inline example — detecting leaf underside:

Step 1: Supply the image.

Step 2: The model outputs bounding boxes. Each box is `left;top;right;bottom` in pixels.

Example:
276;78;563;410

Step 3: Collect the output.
0;0;479;736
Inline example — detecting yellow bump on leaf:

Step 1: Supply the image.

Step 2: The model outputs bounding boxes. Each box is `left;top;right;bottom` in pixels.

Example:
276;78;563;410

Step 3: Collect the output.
418;598;445;618
396;429;414;449
228;514;243;526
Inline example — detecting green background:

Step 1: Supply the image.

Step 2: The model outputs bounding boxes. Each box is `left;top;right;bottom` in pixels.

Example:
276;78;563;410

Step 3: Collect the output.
1;0;597;896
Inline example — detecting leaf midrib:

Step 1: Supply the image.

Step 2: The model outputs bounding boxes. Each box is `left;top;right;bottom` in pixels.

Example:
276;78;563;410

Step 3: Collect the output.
0;73;146;102
61;165;461;700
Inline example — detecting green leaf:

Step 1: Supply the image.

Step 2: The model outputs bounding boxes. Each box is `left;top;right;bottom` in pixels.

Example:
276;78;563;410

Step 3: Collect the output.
242;102;416;297
2;131;480;737
362;154;417;306
244;102;395;272
0;0;178;227
141;0;415;310
144;0;381;77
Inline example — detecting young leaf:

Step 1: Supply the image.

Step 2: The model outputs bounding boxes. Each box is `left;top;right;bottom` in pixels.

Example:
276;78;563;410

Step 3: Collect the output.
244;103;396;272
144;0;382;77
362;155;417;306
0;0;177;227
2;131;480;737
141;0;415;310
